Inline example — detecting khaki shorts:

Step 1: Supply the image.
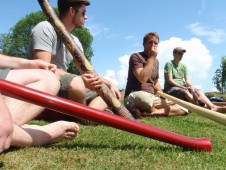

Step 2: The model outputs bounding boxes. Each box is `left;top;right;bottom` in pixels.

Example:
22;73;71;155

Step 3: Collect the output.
124;91;188;112
59;74;98;102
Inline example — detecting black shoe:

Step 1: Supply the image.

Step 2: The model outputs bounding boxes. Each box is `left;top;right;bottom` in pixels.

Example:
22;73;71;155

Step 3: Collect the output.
198;100;205;107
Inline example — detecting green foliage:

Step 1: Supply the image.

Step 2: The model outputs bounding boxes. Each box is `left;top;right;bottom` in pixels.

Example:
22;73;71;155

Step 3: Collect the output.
205;91;226;100
0;11;47;57
0;9;94;75
212;56;226;93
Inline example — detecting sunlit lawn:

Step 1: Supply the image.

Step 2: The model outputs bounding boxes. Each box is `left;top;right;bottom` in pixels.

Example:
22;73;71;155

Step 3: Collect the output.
1;113;226;170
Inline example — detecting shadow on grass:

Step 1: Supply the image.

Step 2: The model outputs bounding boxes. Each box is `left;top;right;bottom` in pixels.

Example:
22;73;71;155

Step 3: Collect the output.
49;141;200;153
3;141;205;155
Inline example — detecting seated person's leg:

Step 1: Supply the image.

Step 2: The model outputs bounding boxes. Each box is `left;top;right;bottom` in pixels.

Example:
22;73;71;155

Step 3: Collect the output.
65;75;86;104
0;93;13;153
151;96;188;116
151;104;188;116
195;89;217;109
85;89;108;111
195;89;226;113
4;69;60;125
124;91;154;118
11;121;79;147
37;74;86;123
167;87;196;104
61;74;109;111
124;91;188;118
88;96;108;111
58;74;99;125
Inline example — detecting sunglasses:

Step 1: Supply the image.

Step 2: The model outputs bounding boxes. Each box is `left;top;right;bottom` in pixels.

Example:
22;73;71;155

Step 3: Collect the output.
78;9;86;17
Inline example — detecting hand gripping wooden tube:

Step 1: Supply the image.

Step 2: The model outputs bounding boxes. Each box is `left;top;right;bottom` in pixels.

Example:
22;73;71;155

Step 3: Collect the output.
0;79;212;151
157;91;226;126
37;0;135;120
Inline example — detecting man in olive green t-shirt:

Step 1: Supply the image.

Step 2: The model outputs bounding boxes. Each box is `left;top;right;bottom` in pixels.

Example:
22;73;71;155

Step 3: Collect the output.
164;47;226;113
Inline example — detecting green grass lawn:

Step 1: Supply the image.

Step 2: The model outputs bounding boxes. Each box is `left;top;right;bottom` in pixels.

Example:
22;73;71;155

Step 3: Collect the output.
1;113;226;170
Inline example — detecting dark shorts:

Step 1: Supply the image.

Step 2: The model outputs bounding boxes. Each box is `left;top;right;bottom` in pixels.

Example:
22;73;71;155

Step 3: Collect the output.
59;74;98;102
0;68;11;79
165;87;188;100
165;87;188;101
165;87;200;101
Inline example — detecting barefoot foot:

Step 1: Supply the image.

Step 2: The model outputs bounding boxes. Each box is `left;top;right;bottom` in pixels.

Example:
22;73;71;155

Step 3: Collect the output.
14;121;79;147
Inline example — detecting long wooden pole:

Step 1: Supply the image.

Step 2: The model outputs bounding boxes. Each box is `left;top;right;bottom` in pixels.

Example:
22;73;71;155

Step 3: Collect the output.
157;91;226;126
37;0;135;120
212;102;226;106
0;79;212;152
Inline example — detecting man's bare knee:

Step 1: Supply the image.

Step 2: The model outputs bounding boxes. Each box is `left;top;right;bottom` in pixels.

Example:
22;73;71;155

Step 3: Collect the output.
68;77;86;103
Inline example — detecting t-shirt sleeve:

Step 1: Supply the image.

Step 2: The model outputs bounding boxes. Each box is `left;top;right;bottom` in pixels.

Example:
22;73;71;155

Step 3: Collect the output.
164;61;172;74
30;22;55;53
130;53;143;71
72;36;84;53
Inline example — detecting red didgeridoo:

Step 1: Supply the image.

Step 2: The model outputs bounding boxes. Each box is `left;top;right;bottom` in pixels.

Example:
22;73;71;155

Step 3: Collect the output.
0;79;212;152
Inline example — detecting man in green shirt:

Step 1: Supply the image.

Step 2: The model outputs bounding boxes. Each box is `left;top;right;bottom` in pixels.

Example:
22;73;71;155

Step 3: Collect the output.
164;47;226;113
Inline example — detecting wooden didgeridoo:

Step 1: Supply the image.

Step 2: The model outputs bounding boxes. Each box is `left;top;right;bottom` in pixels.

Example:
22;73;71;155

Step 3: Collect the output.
212;102;226;106
0;79;212;151
37;0;135;120
157;91;226;126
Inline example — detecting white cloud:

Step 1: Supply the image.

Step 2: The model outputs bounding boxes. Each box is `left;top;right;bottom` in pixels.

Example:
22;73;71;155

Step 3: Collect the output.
158;37;212;81
212;87;219;92
86;24;110;38
103;37;214;91
104;70;119;87
124;35;136;40
104;55;130;89
187;22;226;44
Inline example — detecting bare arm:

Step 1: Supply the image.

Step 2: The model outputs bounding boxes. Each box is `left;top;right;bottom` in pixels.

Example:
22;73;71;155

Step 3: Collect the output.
165;72;186;89
0;53;56;71
184;76;193;87
154;81;163;92
0;53;35;69
133;57;156;84
34;50;67;75
133;45;158;84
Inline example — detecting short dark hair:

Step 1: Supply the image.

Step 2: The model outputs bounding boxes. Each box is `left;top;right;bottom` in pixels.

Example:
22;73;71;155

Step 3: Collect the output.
143;32;159;46
58;0;90;16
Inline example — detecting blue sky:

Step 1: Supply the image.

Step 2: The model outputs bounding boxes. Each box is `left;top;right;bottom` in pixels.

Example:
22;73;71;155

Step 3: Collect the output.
1;0;226;92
